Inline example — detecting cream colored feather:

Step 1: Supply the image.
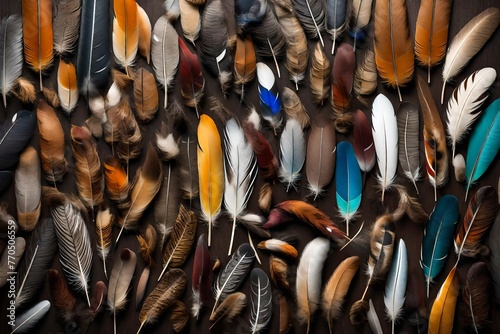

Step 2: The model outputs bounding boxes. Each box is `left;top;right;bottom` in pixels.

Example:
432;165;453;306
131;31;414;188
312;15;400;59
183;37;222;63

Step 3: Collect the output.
15;147;41;231
179;0;201;45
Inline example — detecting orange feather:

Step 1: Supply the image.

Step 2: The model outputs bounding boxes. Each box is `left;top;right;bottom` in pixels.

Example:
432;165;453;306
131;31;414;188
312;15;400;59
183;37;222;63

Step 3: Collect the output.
113;0;139;71
137;3;151;64
234;35;256;101
57;58;78;115
374;0;414;101
22;0;54;89
103;156;130;210
428;267;459;334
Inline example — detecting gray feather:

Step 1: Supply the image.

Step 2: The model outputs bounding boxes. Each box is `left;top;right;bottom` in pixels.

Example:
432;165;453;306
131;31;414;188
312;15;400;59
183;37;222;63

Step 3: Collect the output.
53;0;82;55
0;15;23;108
326;0;347;31
246;6;286;60
291;0;325;40
279;119;306;191
397;102;420;193
250;268;273;334
12;300;51;334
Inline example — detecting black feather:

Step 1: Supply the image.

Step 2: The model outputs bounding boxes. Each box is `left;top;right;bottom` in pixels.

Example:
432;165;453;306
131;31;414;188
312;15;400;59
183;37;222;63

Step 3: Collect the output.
0;111;37;170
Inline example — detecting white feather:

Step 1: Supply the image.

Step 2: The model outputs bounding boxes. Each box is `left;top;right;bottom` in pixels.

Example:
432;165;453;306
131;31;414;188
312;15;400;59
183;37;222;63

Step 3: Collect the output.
257;62;275;91
296;237;330;325
12;300;51;334
367;299;383;334
156;132;179;159
384;239;407;326
0;15;23;108
224;118;257;255
446;67;497;157
107;82;122;108
246;108;262;130
279;119;306;191
371;94;398;200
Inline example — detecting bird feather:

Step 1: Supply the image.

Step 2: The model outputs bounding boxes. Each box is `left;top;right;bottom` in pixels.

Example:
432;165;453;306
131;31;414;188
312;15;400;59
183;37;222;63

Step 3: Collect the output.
192;235;211;318
309;42;330;105
53;0;81;56
397;102;420;193
279;119;306;191
0;110;36;171
428;267;459;334
250;268;273;334
11;300;50;334
57;59;78;115
353;109;376;173
0;15;23;107
15;147;41;232
326;0;347;53
384;239;408;332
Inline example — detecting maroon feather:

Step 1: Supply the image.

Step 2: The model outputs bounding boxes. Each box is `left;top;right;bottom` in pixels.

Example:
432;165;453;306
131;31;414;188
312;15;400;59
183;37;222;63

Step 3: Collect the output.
243;120;278;181
353;109;376;173
179;36;204;118
332;43;356;133
191;234;212;319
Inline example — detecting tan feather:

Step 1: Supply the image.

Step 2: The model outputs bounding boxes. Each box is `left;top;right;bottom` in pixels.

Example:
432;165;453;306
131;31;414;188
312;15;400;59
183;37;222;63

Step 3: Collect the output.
132;67;159;122
309;42;330;105
96;207;113;279
258;182;273;213
137;223;157;267
12;77;37;104
279;294;291;334
282;87;310;129
53;0;81;56
137;4;151;64
209;292;247;325
15;147;41;231
135;266;150;310
138;268;188;333
116;143;163;244
36;99;67;183
158;204;197;279
179;0;201;45
168;300;189;333
374;0;414;101
42;87;59;108
354;50;377;97
269;256;290;292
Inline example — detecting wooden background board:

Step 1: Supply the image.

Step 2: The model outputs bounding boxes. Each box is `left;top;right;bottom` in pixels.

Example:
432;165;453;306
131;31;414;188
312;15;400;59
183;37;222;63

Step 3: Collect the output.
1;0;499;333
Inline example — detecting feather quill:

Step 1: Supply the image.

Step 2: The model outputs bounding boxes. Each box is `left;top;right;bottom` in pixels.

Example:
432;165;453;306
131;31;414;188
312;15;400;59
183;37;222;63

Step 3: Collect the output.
306;115;336;199
332;43;355;133
234;35;256;102
397;102;420;193
428;267;459;334
309;42;330;105
416;75;448;201
179;0;201;45
279;119;306;191
350;0;373;51
326;0;347;53
15;147;41;232
291;0;325;46
447;68;496;159
0;15;23;107
296;237;330;334
77;0;110;97
44;187;92;306
15;219;56;309
136;4;151;63
198;0;232;94
250;268;272;334
384;239;408;334
420;195;459;297
53;0;81;56
197;114;224;247
415;0;451;83
22;0;53;89
371;94;398;202
48;269;77;323
0;111;36;171
353;49;377;97
192;235;211;318
461;262;490;331
322;256;359;333
257;62;283;132
132;67;159;122
137;268;187;333
374;0;414;101
179;37;204;117
95;207;113;278
151;15;178;109
353;109;375;173
11;300;50;334
57;59;78;115
112;0;139;72
441;8;500;104
335;141;362;235
108;248;137;334
465;99;500;199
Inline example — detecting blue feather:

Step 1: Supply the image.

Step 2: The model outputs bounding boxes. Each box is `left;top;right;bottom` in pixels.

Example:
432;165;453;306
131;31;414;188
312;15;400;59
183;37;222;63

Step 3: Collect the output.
77;0;110;98
257;62;282;131
420;194;459;297
335;141;362;236
235;0;267;29
465;98;500;199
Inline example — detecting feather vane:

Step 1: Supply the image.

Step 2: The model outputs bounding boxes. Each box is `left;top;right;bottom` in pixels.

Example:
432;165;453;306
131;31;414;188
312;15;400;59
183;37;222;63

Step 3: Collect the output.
279;119;306;191
250;268;273;333
428;267;459;334
53;0;81;56
397;102;420;193
0;15;23;107
15;147;41;231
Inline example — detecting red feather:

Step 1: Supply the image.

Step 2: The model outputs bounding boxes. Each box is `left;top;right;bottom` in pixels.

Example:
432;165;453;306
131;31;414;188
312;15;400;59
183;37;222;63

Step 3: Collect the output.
179;36;204;118
191;234;211;319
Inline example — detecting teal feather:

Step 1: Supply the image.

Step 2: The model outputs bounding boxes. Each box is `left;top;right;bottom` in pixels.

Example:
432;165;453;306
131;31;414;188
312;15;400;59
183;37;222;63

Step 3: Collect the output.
420;195;459;297
335;141;362;236
465;98;500;200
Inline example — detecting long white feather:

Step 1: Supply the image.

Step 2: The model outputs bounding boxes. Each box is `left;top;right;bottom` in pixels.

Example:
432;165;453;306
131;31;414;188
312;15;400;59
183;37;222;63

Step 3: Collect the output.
224;118;257;255
296;237;330;330
12;300;51;334
440;8;500;104
384;239;407;334
446;67;497;158
279;119;306;191
0;15;23;108
371;94;398;202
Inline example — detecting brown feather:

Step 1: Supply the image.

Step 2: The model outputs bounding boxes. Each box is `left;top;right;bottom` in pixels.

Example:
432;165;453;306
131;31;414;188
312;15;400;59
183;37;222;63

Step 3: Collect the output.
279;294;291;334
138;268;187;332
159;204;197;279
22;0;54;89
332;43;356;133
309;42;330;105
168;300;189;333
12;77;37;104
96;207;113;278
36;99;67;183
136;266;150;310
103;156;130;210
416;75;448;200
233;35;256;101
42;87;60;108
116;143;162;244
15;147;41;231
269;256;290;292
354;50;377;97
209;292;247;324
137;223;157;267
88;281;107;322
70;125;104;218
133;68;159;123
258;182;273;213
461;262;491;330
48;269;77;323
415;0;452;82
282;87;310;129
374;0;414;101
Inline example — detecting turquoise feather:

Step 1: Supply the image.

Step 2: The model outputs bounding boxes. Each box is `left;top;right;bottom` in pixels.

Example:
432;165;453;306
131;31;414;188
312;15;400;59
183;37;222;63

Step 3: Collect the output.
465;98;500;200
335;141;362;236
420;195;459;297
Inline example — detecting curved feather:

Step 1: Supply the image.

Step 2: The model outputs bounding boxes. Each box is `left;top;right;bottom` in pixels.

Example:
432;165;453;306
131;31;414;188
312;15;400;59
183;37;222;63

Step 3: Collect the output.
428;266;459;334
465;98;500;199
353;109;375;172
57;59;78;115
446;68;496;158
0;110;36;170
250;268;272;333
420;195;459;297
279;119;306;191
198;114;224;247
151;15;178;109
291;0;325;46
104;156;130;210
296;237;330;332
367;299;383;334
371;94;398;202
45;187;92;306
350;0;373;51
77;0;110;97
384;239;407;332
441;8;500;104
257;62;283;132
12;300;50;334
335;141;362;235
374;0;414;101
282;87;310;129
95;207;113;278
192;235;211;318
0;15;23;107
53;0;81;56
326;0;347;53
15;147;41;231
397;102;420;193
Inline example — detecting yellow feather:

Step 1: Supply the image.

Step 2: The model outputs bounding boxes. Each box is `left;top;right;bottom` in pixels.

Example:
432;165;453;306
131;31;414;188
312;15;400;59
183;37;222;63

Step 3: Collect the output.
428;266;459;334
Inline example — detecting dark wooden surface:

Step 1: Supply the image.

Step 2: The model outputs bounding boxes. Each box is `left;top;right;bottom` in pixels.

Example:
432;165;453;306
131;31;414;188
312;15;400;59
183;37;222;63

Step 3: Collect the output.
1;0;500;333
